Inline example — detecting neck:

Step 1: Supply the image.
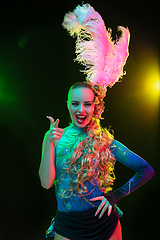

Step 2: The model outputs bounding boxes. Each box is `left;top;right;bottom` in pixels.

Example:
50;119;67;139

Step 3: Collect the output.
71;122;87;133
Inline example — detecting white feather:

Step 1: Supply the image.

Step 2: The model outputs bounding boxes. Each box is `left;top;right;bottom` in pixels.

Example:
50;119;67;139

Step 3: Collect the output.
62;4;130;88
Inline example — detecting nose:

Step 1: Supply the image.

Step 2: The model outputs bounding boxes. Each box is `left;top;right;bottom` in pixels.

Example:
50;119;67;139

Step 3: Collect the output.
78;104;85;113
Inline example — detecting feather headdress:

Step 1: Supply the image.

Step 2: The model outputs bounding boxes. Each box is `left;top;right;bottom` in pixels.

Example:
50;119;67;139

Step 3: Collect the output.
62;3;130;89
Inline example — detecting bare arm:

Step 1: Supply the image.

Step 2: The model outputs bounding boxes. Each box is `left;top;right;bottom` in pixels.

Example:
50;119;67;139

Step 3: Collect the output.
39;117;63;189
39;133;56;189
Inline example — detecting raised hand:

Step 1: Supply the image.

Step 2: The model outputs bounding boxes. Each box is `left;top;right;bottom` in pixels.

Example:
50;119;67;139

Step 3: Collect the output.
90;196;112;218
46;116;63;143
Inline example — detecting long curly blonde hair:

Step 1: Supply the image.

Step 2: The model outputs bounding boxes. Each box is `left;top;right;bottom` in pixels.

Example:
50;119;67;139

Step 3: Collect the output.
61;82;116;197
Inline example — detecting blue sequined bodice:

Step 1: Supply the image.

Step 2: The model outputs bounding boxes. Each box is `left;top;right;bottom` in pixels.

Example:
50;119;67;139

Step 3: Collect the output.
54;124;102;212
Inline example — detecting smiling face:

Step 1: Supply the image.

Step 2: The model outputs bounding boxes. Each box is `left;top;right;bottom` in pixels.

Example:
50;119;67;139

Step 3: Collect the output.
67;87;95;128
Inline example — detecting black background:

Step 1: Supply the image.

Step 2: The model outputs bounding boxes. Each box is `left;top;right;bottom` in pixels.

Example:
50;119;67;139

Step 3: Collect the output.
0;0;159;239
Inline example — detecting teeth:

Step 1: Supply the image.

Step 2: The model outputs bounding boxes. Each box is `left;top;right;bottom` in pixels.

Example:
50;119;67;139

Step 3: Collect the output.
77;116;86;118
76;115;86;123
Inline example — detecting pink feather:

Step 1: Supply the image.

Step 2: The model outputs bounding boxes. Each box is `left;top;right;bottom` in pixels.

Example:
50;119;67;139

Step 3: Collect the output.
62;4;130;88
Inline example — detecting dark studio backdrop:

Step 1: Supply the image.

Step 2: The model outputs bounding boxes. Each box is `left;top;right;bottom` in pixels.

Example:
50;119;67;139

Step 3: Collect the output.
0;0;159;239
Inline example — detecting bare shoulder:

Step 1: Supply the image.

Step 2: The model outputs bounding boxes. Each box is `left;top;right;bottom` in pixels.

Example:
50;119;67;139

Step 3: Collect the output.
54;126;70;148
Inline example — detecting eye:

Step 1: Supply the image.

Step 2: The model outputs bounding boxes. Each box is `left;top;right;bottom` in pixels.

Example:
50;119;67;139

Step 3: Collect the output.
71;102;79;106
85;103;92;107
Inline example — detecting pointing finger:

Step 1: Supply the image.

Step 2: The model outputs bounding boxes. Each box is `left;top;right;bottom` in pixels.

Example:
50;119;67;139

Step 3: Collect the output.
54;119;59;128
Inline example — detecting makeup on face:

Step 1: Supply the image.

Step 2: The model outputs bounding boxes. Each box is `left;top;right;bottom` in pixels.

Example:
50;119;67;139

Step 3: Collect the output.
68;87;95;128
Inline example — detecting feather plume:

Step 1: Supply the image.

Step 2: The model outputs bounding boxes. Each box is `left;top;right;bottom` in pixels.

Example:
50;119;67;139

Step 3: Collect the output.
62;3;130;88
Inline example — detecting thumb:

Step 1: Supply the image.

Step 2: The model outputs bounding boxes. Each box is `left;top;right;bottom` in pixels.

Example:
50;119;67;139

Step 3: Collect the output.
54;119;59;128
46;116;55;127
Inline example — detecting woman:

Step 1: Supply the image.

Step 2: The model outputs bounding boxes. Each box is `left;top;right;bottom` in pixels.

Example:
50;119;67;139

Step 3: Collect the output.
39;82;154;240
39;4;155;239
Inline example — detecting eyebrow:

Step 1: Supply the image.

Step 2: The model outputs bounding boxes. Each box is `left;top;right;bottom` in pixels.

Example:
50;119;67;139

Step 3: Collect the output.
71;100;94;103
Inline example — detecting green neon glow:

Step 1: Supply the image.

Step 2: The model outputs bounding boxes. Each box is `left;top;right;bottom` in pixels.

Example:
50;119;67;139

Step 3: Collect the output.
18;32;30;49
0;73;18;106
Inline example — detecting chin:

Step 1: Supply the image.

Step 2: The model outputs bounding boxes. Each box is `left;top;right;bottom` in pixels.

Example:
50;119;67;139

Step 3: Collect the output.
75;122;87;128
73;119;88;128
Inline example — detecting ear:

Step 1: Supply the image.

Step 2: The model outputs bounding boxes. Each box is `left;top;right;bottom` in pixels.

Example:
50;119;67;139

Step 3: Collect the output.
66;100;69;110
